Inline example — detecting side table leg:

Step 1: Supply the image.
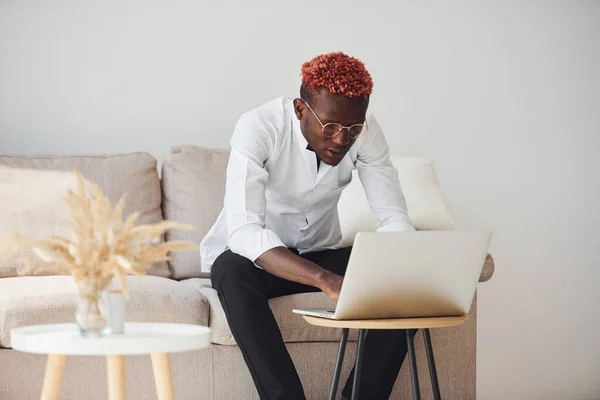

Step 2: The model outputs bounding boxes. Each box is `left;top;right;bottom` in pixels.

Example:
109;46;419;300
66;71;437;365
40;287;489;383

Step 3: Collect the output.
423;328;441;400
351;329;368;400
107;355;127;400
151;353;175;400
40;354;66;400
329;328;349;400
406;329;420;400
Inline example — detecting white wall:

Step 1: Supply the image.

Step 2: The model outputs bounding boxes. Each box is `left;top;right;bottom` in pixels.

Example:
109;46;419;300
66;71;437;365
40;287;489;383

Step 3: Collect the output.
1;1;599;399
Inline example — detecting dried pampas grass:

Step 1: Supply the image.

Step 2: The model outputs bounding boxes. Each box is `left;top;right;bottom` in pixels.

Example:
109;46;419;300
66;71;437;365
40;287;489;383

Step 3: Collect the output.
0;169;196;303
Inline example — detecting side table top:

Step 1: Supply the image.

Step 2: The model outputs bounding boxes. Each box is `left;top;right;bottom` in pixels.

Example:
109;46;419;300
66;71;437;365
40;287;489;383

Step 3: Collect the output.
302;315;468;330
10;322;211;356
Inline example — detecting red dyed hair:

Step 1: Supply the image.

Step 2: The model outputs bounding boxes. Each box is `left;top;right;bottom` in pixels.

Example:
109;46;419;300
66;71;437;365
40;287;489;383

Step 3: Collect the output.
301;52;373;99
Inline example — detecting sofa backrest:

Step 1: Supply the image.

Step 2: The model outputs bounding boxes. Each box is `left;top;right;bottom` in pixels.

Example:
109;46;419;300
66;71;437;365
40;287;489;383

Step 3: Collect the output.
162;146;457;279
338;157;457;245
1;148;458;280
0;153;169;278
161;145;229;279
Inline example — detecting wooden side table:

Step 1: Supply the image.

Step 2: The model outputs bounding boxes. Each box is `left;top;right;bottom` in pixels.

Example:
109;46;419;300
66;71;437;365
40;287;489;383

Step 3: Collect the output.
302;315;468;400
10;322;211;400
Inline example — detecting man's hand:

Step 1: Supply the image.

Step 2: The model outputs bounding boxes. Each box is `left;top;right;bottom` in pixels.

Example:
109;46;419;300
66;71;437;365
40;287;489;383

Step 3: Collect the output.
318;271;344;300
256;247;344;298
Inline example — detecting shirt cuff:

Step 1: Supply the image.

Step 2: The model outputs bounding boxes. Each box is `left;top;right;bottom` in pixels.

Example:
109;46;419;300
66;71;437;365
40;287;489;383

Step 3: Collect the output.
376;218;416;233
228;224;286;262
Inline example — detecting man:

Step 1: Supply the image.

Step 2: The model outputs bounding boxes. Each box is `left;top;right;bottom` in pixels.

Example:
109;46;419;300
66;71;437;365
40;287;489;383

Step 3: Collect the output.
201;52;415;400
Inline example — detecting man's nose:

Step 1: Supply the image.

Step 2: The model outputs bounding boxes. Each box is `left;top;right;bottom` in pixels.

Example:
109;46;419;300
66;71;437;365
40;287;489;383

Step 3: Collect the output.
332;129;350;145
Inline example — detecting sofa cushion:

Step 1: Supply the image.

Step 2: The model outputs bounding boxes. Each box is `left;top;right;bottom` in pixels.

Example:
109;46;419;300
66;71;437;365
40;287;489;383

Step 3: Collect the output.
199;286;358;345
0;275;209;348
0;166;77;277
162;146;229;279
338;157;457;246
0;153;169;277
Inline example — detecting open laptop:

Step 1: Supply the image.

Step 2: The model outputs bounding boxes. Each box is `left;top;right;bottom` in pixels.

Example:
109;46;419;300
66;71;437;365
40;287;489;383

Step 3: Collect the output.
293;231;491;320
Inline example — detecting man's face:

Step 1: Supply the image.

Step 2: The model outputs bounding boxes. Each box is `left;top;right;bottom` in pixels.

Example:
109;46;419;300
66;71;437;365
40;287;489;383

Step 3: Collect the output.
294;88;368;167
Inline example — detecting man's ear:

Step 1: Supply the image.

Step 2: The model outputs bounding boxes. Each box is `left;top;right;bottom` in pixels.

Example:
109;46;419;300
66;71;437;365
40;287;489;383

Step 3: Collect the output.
293;98;305;120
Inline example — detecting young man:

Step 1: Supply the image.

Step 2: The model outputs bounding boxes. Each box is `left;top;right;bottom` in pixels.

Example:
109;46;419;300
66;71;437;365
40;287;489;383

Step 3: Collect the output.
201;52;415;400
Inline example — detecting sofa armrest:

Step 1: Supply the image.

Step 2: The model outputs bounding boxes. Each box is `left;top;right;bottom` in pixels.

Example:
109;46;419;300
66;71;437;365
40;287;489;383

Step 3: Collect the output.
479;254;495;282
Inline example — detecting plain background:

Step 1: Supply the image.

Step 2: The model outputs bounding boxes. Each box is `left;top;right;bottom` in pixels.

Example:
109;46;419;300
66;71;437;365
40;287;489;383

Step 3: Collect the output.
1;1;599;399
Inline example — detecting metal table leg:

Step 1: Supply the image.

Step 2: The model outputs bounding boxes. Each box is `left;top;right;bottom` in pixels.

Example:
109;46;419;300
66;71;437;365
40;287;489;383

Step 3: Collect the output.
423;328;441;400
406;329;420;400
329;328;349;400
351;329;368;400
329;327;443;400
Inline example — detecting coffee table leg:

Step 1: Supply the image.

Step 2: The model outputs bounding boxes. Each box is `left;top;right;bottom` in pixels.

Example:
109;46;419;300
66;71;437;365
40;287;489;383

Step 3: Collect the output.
329;328;349;400
351;329;368;400
407;329;420;400
107;355;127;400
40;354;66;400
151;353;175;400
423;328;441;400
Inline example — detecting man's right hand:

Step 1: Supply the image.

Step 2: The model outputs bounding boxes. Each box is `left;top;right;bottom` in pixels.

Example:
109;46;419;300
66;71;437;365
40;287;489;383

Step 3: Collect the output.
318;271;344;300
256;247;344;299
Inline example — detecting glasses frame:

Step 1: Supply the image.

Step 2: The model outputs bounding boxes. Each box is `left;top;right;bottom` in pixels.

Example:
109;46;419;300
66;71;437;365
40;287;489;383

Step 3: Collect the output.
301;99;368;140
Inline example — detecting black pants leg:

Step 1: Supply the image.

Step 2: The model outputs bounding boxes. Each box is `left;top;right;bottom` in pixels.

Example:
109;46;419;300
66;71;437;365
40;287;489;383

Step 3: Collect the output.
341;329;417;399
211;247;409;400
211;250;310;400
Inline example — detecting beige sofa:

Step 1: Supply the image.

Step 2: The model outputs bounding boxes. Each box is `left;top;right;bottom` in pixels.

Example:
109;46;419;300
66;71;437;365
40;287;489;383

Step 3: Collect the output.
0;146;494;400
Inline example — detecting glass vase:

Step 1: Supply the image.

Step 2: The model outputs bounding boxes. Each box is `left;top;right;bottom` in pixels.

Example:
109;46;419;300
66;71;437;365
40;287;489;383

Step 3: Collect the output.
75;290;112;337
105;290;126;334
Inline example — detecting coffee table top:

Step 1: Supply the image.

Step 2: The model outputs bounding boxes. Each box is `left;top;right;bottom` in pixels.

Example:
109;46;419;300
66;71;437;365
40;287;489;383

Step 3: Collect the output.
10;322;211;356
302;315;468;330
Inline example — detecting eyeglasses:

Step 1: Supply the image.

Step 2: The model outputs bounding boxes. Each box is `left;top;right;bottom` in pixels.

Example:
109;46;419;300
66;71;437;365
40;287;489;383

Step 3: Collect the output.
302;99;367;140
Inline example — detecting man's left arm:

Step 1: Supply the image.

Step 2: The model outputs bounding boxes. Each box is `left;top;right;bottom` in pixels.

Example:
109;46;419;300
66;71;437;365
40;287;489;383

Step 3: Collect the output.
356;113;415;232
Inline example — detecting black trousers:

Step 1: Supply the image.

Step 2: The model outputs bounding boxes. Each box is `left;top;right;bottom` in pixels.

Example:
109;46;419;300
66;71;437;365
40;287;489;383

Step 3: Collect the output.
211;247;411;400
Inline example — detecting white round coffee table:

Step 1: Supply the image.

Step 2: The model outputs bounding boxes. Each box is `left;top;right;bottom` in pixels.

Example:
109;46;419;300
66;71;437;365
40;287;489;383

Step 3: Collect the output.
11;322;211;400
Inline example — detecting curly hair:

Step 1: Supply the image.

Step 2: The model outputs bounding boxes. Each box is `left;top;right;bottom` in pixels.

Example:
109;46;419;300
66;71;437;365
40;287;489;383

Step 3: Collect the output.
300;52;373;102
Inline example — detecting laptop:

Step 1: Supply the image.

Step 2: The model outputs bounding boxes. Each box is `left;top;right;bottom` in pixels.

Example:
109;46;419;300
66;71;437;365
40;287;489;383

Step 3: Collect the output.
293;230;492;320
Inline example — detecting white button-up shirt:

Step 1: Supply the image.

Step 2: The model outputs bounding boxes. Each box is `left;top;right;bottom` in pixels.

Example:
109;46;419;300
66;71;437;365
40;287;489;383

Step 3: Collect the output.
200;97;414;272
